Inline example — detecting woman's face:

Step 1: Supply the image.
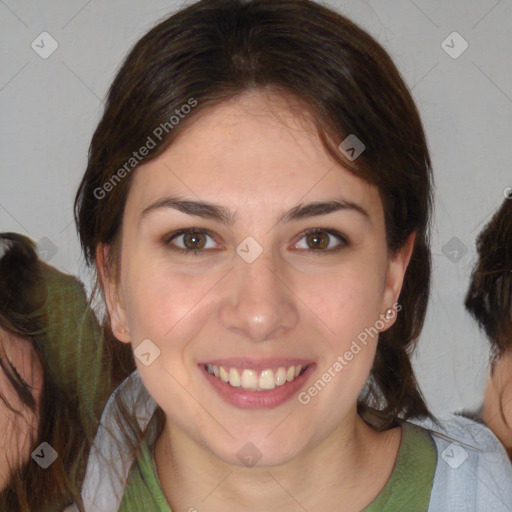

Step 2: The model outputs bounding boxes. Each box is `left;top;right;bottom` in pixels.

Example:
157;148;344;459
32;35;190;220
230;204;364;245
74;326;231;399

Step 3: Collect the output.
103;90;414;466
0;327;43;489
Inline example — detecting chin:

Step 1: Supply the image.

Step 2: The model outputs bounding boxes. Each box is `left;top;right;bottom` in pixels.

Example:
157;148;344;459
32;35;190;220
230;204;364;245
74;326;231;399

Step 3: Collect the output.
205;433;303;469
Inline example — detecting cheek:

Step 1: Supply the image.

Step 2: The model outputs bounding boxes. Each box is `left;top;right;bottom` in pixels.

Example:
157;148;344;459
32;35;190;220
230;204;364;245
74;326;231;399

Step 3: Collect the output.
123;261;202;338
301;263;386;343
122;266;198;410
295;259;386;401
122;262;218;383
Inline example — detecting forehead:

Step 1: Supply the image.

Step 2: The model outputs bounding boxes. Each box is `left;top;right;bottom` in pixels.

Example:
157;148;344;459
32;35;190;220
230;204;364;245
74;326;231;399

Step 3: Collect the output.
127;90;383;220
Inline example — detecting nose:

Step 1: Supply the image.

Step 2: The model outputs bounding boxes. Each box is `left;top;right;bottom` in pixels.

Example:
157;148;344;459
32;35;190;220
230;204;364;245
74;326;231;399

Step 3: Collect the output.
219;253;299;343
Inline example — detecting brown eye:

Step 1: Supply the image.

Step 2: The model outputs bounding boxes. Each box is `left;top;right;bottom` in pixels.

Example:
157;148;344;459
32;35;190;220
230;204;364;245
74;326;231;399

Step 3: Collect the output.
165;229;219;255
182;231;207;250
305;231;330;250
294;228;348;253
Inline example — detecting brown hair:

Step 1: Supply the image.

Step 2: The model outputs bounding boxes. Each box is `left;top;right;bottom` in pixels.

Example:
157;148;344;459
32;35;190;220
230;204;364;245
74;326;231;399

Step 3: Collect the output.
0;233;126;511
465;198;512;432
465;198;512;358
75;0;435;433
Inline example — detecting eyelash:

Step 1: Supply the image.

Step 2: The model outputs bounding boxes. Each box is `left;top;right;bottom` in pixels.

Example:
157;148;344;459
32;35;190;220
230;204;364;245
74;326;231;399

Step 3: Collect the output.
163;227;349;257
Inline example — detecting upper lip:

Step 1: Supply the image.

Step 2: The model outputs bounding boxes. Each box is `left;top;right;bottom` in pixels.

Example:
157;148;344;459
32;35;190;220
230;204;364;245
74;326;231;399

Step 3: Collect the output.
199;358;314;371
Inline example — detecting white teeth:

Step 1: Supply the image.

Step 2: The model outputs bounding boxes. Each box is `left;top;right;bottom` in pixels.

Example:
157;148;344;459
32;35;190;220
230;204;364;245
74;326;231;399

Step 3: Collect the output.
258;369;276;390
206;364;307;391
241;369;258;389
219;366;229;382
229;367;241;387
275;367;287;386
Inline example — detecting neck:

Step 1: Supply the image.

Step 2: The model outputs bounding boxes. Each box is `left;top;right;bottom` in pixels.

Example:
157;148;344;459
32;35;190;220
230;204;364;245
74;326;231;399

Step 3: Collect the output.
154;411;401;512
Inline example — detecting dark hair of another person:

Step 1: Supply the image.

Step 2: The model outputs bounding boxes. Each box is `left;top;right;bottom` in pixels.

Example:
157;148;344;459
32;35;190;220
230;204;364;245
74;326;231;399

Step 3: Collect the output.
74;0;436;444
0;233;132;512
465;198;512;362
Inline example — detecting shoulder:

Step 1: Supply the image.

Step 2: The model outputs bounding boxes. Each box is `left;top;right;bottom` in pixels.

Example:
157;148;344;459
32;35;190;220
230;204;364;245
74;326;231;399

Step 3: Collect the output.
410;413;512;512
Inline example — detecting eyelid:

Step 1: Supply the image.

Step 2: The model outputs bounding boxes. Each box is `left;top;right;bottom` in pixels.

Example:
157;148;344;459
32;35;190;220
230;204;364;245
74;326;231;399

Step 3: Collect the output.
292;228;349;252
163;227;349;256
164;228;221;252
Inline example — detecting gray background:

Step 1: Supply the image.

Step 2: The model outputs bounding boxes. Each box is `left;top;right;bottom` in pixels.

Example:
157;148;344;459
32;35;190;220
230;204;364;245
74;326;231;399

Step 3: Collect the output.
1;0;511;415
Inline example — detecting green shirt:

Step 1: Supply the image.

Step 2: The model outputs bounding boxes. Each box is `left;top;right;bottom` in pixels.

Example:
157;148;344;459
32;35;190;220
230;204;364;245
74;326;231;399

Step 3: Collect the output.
119;418;436;511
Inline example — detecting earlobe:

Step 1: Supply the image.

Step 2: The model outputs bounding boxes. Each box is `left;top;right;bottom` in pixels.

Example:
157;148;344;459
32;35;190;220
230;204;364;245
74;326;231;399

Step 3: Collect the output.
381;231;416;328
95;244;131;344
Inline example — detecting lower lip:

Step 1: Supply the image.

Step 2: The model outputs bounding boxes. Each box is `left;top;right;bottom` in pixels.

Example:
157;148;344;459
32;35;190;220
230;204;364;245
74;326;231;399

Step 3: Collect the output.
200;364;316;409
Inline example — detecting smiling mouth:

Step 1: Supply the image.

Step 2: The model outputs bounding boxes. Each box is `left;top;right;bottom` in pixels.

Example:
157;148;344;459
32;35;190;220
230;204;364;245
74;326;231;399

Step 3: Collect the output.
204;363;310;391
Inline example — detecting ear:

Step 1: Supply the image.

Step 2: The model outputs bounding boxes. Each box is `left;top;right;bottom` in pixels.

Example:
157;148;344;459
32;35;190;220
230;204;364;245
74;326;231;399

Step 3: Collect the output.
96;244;131;344
379;230;416;329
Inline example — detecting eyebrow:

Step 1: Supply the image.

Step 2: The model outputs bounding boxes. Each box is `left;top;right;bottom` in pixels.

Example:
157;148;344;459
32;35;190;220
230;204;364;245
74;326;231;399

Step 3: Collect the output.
141;196;370;225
